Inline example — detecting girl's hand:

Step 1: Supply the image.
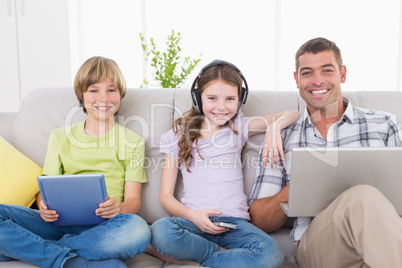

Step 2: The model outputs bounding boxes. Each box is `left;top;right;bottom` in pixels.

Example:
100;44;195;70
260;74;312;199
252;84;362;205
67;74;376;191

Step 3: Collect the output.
96;196;120;219
38;200;59;222
190;209;229;235
261;122;284;168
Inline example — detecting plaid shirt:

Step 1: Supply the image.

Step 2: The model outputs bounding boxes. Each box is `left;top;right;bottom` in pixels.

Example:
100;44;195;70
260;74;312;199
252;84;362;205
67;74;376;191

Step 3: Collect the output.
249;97;402;242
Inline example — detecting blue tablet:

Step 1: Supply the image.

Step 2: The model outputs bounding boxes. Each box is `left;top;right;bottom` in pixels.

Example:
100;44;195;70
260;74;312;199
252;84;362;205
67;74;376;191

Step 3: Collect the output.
37;174;108;227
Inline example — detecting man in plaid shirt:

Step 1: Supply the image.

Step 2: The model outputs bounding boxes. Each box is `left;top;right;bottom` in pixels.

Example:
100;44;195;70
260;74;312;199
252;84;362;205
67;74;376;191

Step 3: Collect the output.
249;37;402;268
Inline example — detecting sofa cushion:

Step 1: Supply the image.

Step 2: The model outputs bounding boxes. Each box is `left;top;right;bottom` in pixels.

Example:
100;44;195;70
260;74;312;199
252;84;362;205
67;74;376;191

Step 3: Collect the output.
0;113;17;142
11;88;87;168
118;89;175;223
0;136;42;207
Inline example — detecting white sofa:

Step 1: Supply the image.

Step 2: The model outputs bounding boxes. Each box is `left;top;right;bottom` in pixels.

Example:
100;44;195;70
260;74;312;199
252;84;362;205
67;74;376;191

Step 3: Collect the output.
1;87;401;268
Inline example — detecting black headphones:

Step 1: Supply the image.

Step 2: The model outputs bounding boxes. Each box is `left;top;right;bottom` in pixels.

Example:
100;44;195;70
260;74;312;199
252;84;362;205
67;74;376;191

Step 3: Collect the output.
190;59;249;114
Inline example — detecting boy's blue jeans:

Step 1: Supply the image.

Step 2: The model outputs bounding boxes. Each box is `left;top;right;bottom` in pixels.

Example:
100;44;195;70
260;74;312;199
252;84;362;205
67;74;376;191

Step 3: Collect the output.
150;216;284;268
0;204;151;268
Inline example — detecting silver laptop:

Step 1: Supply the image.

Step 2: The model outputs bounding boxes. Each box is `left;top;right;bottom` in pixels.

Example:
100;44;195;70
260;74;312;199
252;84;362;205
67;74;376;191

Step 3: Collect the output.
281;147;402;217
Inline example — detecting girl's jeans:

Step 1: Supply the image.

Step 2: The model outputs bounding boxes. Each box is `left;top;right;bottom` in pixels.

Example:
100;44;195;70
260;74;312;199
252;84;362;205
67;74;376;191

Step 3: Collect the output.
151;216;284;268
0;204;151;268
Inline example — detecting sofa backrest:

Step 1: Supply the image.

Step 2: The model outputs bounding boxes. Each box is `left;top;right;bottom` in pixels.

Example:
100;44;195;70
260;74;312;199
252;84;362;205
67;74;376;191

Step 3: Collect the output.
10;87;402;224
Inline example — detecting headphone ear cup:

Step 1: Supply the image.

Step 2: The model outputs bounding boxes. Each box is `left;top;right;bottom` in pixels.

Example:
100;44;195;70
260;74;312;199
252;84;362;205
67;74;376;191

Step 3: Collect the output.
191;89;203;114
238;86;248;111
242;86;248;104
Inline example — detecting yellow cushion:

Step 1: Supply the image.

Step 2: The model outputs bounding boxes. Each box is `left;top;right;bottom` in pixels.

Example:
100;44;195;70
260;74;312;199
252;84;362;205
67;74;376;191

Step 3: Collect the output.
0;136;42;207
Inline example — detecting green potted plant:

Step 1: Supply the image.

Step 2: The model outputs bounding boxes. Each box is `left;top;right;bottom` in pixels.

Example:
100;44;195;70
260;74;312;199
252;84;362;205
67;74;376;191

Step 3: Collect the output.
140;30;202;88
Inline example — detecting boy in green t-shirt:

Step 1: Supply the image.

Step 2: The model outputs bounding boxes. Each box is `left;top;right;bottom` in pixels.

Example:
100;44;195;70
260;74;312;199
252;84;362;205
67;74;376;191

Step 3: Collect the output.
0;57;150;268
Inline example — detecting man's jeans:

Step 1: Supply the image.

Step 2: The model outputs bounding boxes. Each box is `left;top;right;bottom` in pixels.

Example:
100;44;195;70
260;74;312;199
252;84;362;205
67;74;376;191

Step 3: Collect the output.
0;204;151;268
151;216;284;268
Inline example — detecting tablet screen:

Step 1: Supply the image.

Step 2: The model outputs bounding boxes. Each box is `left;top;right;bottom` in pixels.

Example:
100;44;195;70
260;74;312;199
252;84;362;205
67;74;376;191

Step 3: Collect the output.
37;174;108;226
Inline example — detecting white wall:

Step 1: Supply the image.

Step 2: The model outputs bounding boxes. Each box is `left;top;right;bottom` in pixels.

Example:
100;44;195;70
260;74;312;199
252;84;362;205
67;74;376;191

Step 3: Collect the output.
275;0;401;92
2;0;402;112
76;0;143;89
76;0;402;92
1;0;73;112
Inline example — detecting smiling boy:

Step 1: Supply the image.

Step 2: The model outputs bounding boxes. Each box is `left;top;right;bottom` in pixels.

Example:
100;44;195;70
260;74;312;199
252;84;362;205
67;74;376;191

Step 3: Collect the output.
0;56;150;268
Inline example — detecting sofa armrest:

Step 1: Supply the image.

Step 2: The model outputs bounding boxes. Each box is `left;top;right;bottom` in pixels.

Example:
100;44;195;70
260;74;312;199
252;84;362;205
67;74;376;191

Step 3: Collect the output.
0;112;18;142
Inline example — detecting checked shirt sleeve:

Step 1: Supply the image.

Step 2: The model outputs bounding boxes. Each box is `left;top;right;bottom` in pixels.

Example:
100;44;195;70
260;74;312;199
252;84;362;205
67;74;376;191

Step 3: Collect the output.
387;113;402;147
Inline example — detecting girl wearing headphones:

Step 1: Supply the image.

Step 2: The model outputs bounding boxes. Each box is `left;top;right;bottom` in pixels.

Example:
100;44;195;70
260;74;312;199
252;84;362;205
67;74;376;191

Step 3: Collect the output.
150;60;300;267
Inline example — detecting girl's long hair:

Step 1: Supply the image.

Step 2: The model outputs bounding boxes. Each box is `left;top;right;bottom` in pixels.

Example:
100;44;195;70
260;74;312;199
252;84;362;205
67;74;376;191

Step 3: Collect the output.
173;64;243;172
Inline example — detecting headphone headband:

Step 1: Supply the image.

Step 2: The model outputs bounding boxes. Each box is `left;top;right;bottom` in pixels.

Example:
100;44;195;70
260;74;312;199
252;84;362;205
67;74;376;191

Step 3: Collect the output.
190;59;249;114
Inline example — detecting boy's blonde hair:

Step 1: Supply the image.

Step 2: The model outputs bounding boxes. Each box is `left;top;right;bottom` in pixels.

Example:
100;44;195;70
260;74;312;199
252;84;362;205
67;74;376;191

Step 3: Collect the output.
74;56;127;112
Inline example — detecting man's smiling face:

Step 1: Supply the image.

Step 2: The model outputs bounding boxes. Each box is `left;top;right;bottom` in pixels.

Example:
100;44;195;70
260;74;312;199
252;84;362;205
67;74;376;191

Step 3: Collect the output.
294;50;346;115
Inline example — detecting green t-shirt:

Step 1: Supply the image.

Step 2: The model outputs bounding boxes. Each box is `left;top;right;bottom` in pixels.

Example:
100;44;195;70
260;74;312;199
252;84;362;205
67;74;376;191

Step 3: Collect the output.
42;121;148;203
